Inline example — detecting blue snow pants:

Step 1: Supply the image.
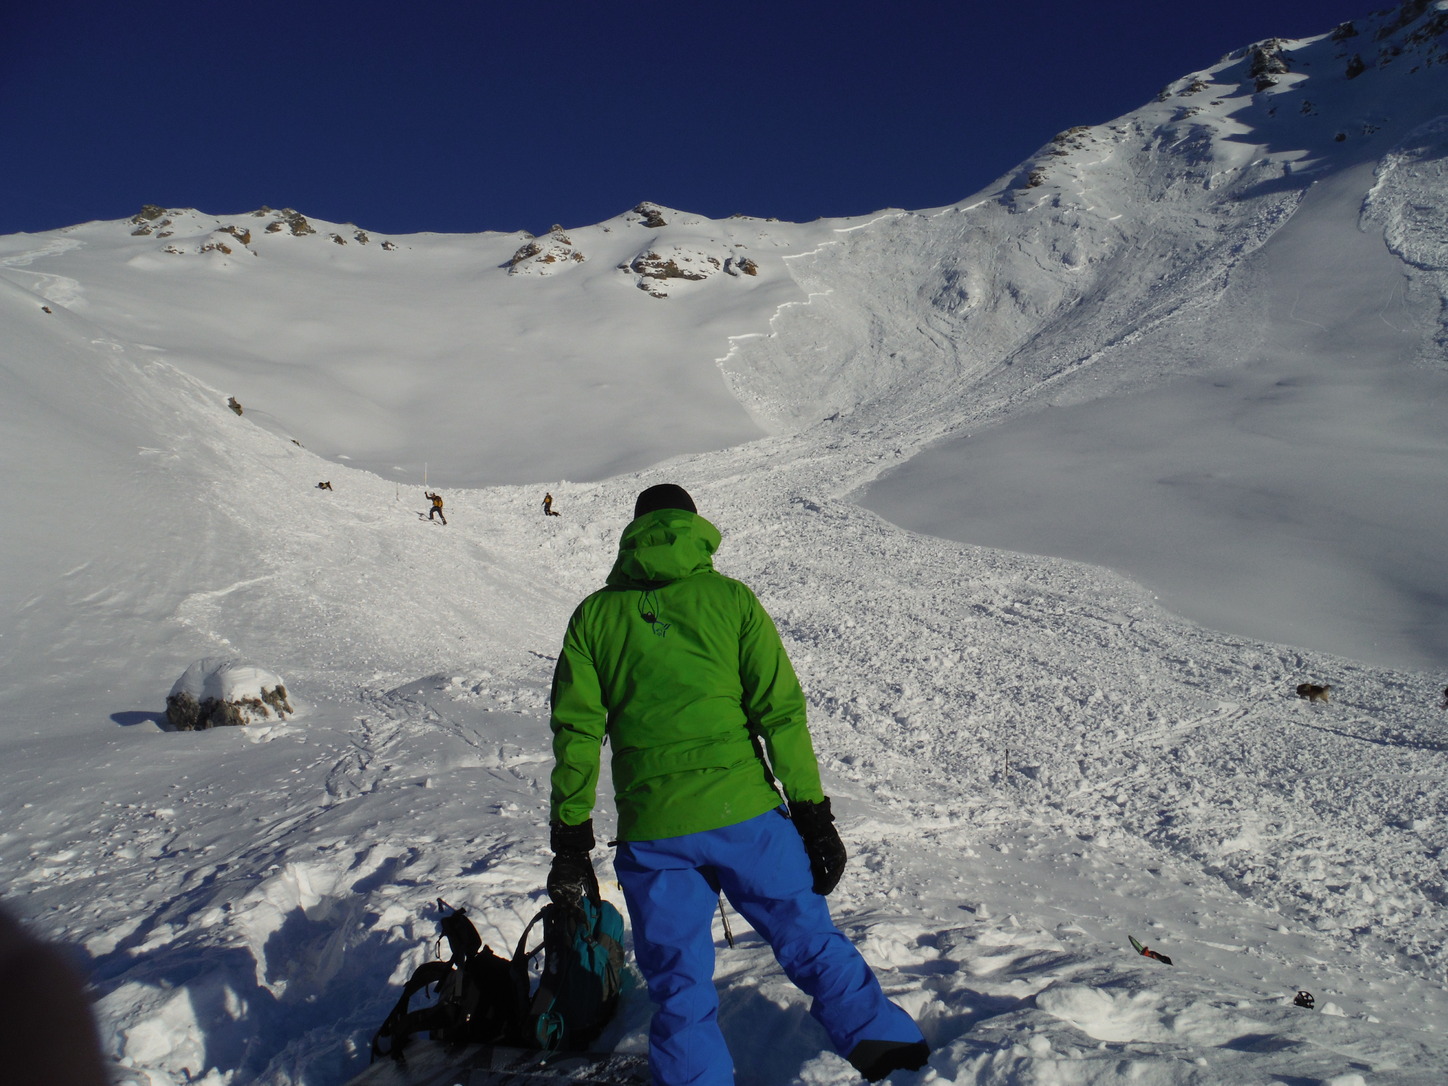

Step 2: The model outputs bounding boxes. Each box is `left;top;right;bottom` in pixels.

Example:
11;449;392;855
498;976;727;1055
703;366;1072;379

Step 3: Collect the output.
614;808;923;1086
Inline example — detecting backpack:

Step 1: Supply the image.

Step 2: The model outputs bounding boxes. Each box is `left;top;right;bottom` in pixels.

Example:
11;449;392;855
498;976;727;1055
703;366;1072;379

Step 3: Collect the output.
523;895;626;1051
370;896;625;1063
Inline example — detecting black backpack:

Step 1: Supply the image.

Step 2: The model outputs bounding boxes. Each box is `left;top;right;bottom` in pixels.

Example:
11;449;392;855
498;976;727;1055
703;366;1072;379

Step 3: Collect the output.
370;896;625;1063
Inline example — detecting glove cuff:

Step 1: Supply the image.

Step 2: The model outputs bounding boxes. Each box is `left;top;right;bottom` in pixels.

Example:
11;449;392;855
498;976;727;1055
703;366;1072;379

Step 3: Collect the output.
550;818;595;854
788;798;834;831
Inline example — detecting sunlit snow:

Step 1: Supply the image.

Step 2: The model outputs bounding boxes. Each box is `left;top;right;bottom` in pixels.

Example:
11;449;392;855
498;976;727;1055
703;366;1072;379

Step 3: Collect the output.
2;6;1447;1085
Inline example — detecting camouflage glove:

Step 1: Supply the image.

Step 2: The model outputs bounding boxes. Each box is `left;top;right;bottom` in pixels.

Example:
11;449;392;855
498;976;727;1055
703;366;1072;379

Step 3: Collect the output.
788;799;847;895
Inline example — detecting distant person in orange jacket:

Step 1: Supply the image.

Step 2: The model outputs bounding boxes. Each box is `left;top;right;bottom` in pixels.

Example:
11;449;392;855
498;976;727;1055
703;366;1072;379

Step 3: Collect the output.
543;492;560;517
425;491;446;525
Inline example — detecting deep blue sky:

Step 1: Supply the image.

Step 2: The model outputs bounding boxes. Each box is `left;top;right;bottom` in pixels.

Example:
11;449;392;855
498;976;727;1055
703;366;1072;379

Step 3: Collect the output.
2;0;1373;237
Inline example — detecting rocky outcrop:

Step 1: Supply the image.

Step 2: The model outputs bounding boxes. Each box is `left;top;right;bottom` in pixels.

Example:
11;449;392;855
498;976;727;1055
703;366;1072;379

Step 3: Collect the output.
124;208;396;256
1249;41;1291;91
262;209;316;236
629;250;711;282
506;227;586;275
130;207;174;237
617;241;761;297
1049;126;1095;155
1333;2;1447;79
625;248;714;297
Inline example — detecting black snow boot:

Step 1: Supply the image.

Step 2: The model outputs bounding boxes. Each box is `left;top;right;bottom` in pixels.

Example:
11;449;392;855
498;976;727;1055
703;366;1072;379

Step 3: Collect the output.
847;1040;929;1081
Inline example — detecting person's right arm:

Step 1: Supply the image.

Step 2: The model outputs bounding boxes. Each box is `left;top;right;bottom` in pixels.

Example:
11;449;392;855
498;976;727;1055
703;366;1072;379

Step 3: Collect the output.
549;606;607;826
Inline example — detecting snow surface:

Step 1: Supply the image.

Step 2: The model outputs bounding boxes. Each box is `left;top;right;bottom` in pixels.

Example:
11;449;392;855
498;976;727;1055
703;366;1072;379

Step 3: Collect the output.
2;4;1448;1085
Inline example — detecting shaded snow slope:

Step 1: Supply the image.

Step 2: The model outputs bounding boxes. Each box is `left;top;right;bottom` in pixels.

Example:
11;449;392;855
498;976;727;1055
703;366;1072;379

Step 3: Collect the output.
1;4;1447;1085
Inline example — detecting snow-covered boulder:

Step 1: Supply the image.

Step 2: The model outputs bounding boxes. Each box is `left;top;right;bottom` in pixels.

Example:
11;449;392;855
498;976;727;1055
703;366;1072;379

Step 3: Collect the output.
165;658;296;730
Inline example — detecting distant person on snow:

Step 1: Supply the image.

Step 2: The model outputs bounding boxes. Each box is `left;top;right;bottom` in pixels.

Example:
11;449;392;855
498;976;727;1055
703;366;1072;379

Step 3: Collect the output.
425;491;446;525
546;483;929;1085
543;492;560;517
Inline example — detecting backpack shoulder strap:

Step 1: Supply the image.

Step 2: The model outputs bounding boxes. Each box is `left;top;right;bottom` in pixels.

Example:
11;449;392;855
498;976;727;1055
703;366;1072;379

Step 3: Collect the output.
512;905;550;965
370;959;454;1062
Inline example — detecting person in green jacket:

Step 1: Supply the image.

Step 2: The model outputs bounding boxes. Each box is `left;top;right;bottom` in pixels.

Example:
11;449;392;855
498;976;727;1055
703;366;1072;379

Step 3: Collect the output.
547;483;928;1084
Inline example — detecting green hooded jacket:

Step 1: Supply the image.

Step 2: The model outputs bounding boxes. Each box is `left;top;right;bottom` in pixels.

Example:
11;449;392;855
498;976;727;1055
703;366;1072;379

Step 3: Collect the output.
549;509;825;841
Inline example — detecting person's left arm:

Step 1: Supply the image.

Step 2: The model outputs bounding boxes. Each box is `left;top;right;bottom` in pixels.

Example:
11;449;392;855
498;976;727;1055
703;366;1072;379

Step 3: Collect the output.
737;586;825;804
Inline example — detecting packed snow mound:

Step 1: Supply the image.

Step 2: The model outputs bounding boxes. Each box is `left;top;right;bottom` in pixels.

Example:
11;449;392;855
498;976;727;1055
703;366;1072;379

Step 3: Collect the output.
165;658;296;729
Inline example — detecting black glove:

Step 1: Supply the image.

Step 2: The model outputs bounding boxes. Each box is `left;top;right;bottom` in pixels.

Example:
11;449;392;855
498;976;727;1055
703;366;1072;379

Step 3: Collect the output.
547;819;597;910
789;799;847;895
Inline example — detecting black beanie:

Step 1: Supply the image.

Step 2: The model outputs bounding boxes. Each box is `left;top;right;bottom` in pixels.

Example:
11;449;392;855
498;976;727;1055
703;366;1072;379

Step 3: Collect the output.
633;483;696;519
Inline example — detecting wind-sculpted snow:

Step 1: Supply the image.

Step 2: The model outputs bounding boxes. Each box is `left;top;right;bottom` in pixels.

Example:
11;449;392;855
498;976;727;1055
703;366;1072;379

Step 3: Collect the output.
1365;114;1448;362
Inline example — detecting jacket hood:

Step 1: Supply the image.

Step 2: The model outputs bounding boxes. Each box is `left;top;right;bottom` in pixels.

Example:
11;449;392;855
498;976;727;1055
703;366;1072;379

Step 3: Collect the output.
606;510;720;587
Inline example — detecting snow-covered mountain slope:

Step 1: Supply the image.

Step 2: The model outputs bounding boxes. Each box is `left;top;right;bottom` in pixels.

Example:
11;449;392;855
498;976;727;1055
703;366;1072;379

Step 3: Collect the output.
0;201;843;487
1;3;1447;1085
839;7;1448;671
